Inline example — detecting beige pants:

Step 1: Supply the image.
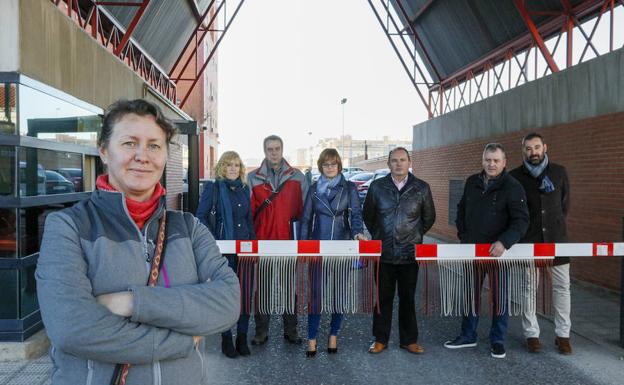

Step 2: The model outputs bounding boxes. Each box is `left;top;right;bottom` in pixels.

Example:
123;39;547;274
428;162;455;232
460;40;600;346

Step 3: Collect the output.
522;263;571;338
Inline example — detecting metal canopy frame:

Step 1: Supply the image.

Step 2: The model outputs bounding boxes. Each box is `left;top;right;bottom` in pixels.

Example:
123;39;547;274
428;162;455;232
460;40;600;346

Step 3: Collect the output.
50;0;246;108
369;0;624;118
168;0;246;108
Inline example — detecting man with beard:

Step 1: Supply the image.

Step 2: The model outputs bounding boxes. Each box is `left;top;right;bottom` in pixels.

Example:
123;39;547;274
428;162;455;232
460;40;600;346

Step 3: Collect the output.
510;133;572;355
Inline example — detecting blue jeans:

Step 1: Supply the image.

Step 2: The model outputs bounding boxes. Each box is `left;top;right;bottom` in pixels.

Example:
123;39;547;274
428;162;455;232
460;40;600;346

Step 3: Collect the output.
308;313;343;340
307;257;344;340
459;263;509;345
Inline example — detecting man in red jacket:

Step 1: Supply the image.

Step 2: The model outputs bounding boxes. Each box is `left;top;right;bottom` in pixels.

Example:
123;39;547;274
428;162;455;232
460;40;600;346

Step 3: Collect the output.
248;135;308;345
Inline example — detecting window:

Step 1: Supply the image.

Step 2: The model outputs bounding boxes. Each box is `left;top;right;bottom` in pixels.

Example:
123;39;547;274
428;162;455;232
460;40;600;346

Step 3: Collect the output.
18;84;100;146
0;146;16;196
18;147;83;196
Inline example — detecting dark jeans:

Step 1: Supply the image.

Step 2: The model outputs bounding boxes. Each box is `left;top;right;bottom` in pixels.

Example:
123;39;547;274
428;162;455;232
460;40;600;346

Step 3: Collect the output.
372;261;419;345
222;255;251;337
254;313;298;337
307;257;343;339
459;263;509;345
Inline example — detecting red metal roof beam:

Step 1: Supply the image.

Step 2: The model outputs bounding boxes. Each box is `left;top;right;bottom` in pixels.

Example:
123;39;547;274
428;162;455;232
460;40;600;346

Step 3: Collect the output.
111;0;151;57
395;0;442;82
514;0;560;73
168;0;217;78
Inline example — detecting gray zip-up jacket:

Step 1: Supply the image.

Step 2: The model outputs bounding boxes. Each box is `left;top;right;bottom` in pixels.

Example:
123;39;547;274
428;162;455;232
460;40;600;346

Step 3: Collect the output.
36;190;240;385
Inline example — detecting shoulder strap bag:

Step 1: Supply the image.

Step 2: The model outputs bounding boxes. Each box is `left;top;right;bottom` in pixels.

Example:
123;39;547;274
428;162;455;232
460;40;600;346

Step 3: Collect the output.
253;182;285;222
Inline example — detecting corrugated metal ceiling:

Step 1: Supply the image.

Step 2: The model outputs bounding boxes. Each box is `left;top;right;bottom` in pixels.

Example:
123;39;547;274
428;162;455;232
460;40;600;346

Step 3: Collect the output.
393;0;588;80
102;0;202;74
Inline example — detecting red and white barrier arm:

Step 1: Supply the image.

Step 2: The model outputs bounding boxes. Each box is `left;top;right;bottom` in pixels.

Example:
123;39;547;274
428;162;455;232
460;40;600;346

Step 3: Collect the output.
215;240;382;256
414;242;624;261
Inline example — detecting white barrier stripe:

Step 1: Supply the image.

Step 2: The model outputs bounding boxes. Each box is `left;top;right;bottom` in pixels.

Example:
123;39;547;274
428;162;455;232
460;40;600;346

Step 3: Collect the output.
320;240;360;255
437;244;474;258
259;240;298;255
556;243;593;257
504;244;539;258
217;240;236;254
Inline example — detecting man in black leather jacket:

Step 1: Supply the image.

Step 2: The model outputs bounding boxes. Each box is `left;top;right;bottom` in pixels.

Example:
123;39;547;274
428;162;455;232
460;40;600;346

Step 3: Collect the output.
363;147;436;355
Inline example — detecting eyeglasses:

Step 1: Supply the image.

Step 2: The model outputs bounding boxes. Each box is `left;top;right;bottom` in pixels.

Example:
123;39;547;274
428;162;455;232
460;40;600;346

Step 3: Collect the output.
322;163;338;169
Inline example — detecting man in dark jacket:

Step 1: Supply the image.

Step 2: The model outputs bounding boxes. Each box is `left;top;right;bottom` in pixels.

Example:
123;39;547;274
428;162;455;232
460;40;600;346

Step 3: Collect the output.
444;143;529;359
510;132;572;355
363;147;436;355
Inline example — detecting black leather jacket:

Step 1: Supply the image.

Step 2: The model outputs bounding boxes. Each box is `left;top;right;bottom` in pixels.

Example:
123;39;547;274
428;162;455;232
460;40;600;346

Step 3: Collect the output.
363;173;436;264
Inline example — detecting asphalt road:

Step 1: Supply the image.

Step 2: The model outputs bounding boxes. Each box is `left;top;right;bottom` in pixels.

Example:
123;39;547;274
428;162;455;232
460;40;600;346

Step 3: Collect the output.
202;305;624;385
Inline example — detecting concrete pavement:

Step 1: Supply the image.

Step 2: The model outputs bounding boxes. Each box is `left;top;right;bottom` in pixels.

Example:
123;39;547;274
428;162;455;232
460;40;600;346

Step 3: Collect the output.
1;276;623;385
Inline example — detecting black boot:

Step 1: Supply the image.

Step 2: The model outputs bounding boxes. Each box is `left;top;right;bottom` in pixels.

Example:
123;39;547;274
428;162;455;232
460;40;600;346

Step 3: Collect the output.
221;335;238;359
236;333;251;356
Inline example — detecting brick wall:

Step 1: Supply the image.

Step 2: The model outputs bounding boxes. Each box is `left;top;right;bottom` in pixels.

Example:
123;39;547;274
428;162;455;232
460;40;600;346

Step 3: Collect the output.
413;111;624;291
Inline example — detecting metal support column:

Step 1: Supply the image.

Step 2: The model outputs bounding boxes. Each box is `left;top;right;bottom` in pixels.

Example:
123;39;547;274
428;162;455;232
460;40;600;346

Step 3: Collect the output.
176;121;200;214
621;217;624;347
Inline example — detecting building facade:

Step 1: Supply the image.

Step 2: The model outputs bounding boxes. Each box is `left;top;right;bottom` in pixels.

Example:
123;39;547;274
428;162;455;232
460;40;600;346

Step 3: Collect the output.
0;0;216;342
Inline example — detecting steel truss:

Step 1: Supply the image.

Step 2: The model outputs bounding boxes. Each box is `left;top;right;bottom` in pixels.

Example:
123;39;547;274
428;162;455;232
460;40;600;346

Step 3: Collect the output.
50;0;245;108
369;0;624;118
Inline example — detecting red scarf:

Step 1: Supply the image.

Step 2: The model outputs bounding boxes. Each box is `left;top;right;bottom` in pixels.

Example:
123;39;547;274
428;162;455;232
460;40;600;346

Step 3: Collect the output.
96;175;166;229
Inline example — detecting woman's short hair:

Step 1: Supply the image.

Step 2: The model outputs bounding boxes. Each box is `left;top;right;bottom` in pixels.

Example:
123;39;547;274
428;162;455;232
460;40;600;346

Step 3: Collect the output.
317;148;342;173
98;99;177;149
215;151;247;182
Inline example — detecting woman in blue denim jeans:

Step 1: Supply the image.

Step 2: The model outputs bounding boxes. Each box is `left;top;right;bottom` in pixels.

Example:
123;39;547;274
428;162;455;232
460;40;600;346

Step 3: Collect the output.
300;148;367;357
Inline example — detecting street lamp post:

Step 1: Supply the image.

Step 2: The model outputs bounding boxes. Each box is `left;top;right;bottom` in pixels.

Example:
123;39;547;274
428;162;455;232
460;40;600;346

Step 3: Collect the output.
308;131;313;169
340;98;347;160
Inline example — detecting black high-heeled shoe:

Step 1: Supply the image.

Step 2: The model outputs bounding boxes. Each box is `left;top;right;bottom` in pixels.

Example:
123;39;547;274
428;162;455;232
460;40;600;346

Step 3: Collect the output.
327;335;338;354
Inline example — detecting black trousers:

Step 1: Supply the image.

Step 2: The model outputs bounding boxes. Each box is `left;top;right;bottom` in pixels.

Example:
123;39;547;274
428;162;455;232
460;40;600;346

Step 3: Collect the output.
373;261;419;345
254;312;298;337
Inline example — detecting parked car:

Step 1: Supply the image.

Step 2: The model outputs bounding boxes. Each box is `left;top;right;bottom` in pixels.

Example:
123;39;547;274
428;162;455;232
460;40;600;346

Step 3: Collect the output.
44;170;75;194
348;172;374;188
358;168;390;202
311;169;321;183
55;168;83;192
19;162;46;196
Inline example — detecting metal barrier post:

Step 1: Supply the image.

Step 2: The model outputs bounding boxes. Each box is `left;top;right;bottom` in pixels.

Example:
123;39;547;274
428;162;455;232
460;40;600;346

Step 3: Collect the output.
620;217;624;347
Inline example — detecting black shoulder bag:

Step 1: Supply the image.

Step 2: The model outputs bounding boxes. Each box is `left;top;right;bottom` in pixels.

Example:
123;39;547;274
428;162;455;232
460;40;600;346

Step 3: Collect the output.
253;183;285;222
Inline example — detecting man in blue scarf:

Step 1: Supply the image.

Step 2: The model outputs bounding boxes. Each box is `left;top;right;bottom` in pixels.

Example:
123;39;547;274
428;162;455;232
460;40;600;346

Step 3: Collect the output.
510;133;572;355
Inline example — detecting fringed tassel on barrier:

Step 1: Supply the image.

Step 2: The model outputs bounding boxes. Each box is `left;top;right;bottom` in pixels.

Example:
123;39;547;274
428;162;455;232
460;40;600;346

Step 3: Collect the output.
434;259;548;317
237;255;257;315
241;255;379;316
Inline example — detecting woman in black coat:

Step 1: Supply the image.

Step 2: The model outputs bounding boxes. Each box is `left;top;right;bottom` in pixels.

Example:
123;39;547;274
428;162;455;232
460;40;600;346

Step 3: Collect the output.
300;149;367;357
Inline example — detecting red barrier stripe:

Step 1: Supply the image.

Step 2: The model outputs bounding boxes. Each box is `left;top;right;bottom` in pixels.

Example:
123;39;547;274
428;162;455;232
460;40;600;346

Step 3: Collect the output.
359;240;382;254
236;240;258;254
534;243;555;257
298;240;320;254
415;244;438;258
475;244;491;258
592;242;614;257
